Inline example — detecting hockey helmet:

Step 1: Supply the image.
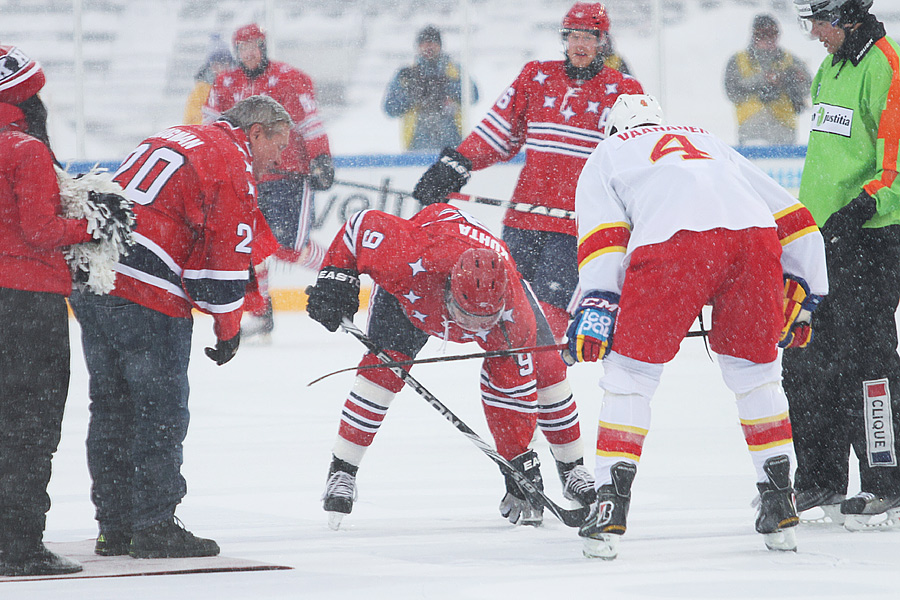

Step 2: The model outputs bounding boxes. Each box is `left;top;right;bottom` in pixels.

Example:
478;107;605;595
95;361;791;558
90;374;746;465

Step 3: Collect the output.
794;0;873;26
233;23;266;47
603;94;665;138
0;45;46;105
447;248;508;332
561;2;610;37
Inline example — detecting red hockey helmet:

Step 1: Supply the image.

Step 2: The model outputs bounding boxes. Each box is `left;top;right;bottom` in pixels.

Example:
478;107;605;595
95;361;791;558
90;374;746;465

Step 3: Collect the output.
0;45;46;105
561;2;610;36
232;23;266;47
447;248;508;332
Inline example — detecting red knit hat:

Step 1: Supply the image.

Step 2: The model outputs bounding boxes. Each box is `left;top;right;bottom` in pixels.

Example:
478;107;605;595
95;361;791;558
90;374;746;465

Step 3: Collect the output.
0;45;46;105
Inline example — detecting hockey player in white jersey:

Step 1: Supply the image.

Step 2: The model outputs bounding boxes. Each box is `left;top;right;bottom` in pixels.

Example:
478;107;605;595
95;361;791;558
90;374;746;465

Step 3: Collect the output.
565;95;828;559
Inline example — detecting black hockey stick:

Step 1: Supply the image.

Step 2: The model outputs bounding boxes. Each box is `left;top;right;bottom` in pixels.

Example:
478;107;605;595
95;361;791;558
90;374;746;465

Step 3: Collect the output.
338;318;589;528
334;179;575;220
310;329;708;386
307;343;567;386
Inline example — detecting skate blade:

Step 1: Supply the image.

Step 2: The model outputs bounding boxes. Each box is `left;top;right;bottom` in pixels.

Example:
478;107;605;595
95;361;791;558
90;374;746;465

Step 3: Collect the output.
799;504;846;526
241;332;273;346
582;534;619;560
327;511;346;531
843;508;900;532
763;527;798;552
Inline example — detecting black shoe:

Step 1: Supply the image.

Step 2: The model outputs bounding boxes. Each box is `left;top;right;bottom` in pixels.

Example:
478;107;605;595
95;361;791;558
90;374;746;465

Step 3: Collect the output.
556;459;597;506
579;461;637;559
129;518;219;559
95;530;132;556
0;541;82;576
755;455;798;551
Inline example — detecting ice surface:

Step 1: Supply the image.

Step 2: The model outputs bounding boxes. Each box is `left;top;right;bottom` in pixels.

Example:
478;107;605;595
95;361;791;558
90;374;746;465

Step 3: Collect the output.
16;312;897;599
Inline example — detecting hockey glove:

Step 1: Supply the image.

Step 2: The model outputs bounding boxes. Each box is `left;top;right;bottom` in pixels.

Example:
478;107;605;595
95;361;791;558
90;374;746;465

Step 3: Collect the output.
562;291;620;365
309;154;335;191
820;191;876;245
499;450;544;526
205;332;240;366
88;191;136;243
305;266;361;332
412;147;472;206
778;276;822;349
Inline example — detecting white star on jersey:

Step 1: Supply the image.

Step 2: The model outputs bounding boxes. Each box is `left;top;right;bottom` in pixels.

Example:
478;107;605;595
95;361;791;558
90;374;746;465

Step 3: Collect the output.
411;310;427;322
268;75;279;86
543;96;557;108
403;290;421;304
605;83;619;95
409;258;426;275
533;70;549;85
501;308;515;322
587;101;600;113
560;106;576;121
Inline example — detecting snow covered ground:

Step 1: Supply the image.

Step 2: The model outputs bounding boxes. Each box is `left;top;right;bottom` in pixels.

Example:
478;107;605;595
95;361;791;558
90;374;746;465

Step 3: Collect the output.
11;312;898;599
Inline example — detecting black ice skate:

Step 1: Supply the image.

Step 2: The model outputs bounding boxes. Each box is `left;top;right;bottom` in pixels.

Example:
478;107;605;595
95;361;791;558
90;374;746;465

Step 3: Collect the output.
579;461;636;560
840;492;900;531
498;449;544;526
323;456;358;530
795;487;845;526
556;459;597;507
755;455;798;552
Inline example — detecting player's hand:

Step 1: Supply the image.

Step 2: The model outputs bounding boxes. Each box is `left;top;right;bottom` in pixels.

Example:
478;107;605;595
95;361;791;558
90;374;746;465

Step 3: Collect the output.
779;276;822;349
205;333;240;365
562;291;620;364
309;154;335;191
412;147;472;206
306;266;361;332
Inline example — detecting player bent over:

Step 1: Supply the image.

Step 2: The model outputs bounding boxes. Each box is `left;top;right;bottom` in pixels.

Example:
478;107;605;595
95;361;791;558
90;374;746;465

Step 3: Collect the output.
306;204;596;529
566;95;828;558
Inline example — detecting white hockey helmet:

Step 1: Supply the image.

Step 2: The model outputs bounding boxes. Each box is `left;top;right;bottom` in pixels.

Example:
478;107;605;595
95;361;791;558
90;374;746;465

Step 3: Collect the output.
603;94;665;138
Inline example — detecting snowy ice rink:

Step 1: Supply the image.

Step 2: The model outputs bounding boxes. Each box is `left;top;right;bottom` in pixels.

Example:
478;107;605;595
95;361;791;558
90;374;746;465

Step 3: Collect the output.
9;311;897;599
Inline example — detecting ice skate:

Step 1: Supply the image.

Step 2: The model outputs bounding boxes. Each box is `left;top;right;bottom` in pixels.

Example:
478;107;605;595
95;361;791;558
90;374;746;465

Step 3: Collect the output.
499;450;544;526
579;461;636;560
795;488;845;526
840;492;900;531
556;459;597;507
755;455;798;552
241;298;274;345
323;456;358;530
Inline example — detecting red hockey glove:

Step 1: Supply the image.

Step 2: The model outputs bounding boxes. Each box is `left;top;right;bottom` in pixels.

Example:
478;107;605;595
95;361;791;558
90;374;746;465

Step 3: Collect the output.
562;291;620;365
779;276;822;349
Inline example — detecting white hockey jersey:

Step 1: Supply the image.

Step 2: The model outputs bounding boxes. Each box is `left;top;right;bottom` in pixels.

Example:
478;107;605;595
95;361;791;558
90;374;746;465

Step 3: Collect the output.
575;124;828;297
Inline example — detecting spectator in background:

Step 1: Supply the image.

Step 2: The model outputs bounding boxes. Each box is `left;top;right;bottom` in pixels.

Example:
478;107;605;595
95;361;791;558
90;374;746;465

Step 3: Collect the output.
0;45;89;577
600;32;632;76
205;24;334;341
724;14;811;145
183;35;234;125
383;25;478;152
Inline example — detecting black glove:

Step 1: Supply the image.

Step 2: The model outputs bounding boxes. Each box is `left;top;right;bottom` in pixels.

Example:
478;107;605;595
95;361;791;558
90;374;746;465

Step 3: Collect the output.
88;191;136;240
412;147;472;206
205;332;240;366
309;154;335;191
306;266;361;332
820;191;877;245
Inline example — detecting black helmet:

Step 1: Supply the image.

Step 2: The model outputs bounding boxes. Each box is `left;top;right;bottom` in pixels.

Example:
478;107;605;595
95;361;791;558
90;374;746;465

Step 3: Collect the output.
794;0;873;26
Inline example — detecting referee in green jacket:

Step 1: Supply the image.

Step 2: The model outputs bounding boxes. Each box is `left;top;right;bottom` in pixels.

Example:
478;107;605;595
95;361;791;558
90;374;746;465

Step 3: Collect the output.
785;0;900;530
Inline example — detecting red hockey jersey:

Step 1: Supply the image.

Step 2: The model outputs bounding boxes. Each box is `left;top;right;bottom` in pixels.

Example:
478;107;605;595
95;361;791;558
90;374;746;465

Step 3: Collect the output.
111;121;277;340
324;204;541;397
204;61;331;181
458;60;643;235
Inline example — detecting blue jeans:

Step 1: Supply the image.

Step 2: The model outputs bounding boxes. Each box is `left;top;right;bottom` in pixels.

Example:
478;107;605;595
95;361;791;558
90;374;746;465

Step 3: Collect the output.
70;291;192;532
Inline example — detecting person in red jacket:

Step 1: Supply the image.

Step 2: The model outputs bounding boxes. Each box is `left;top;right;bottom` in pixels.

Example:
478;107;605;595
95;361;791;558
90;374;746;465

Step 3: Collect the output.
306;204;596;531
413;2;643;346
69;95;286;560
0;45;91;577
205;23;334;340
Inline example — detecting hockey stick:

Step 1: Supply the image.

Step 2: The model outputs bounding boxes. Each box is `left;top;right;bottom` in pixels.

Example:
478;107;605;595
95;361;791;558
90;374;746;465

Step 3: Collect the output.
338;318;590;528
307;343;566;386
310;329;709;386
333;179;575;220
